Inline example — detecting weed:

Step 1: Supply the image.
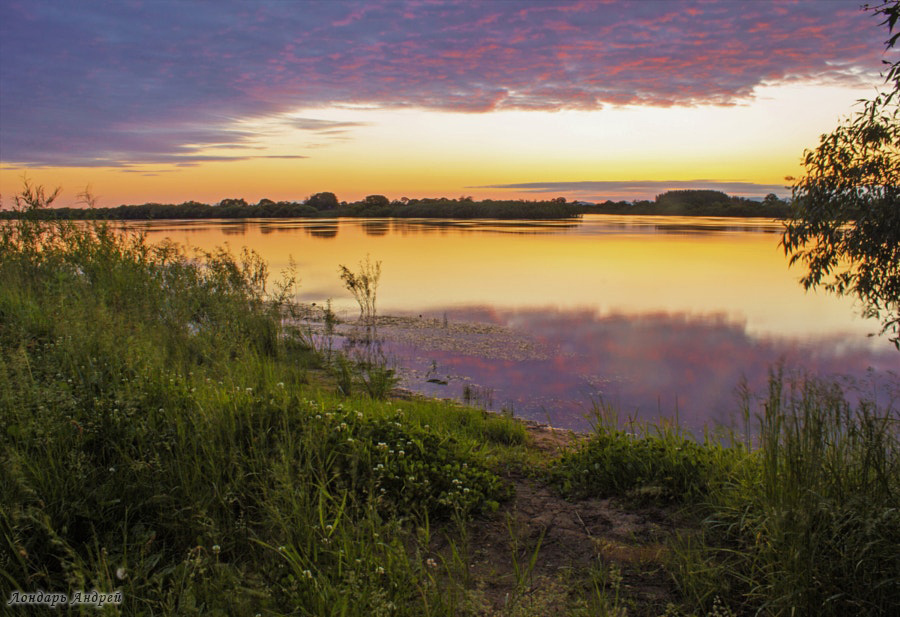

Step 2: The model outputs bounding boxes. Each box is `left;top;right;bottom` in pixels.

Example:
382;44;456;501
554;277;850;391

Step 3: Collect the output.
549;400;740;504
669;369;900;616
0;183;516;615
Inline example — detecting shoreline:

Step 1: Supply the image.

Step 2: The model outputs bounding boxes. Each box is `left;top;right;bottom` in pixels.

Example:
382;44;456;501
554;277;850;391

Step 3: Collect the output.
291;304;593;437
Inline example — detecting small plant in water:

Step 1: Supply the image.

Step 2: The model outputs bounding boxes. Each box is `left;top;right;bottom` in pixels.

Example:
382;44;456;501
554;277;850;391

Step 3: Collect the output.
339;255;381;327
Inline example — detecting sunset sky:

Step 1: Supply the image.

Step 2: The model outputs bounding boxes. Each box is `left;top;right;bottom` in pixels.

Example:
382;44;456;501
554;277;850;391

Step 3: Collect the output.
0;0;895;207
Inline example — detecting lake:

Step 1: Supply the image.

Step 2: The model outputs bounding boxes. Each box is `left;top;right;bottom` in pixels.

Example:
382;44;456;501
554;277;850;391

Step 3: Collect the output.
127;215;899;432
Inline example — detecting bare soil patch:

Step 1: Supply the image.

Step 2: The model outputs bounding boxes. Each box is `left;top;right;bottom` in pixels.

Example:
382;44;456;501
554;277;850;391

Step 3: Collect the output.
428;424;683;616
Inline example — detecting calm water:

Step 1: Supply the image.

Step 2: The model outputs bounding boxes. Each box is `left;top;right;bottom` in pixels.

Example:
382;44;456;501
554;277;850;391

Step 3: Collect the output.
128;215;898;432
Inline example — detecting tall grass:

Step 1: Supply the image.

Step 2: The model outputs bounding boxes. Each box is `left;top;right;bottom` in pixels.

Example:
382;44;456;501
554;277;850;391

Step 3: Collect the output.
670;370;900;616
550;372;899;616
0;191;525;615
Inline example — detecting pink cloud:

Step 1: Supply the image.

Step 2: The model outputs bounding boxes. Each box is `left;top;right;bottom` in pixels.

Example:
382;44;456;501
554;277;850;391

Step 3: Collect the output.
1;0;891;166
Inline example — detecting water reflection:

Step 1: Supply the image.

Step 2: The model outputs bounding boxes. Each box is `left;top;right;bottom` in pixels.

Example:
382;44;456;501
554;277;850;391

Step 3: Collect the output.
386;218;580;235
122;215;781;240
362;220;390;236
219;221;251;235
385;307;898;433
305;223;339;238
123;215;898;433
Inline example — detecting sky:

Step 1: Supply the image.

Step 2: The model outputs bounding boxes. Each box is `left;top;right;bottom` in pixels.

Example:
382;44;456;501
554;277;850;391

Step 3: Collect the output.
0;0;896;207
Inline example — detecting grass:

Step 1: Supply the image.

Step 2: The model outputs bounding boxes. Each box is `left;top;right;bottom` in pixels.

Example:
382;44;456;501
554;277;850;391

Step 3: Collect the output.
549;402;743;504
0;200;525;615
549;374;899;616
668;370;900;616
1;184;898;616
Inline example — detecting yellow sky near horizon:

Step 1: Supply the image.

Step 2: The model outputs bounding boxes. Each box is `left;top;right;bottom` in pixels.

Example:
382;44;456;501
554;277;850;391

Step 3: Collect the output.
0;81;874;208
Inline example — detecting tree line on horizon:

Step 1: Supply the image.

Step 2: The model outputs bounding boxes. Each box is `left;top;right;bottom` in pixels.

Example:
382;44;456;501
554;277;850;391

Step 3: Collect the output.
0;189;792;220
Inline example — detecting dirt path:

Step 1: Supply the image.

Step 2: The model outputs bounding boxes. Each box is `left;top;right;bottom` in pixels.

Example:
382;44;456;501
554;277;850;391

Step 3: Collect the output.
429;424;682;616
294;306;685;613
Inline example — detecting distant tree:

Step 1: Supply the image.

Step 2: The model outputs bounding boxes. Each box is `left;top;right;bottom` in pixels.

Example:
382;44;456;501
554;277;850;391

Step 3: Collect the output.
782;1;900;347
306;192;338;210
762;193;783;207
364;194;390;208
218;198;248;207
257;198;276;207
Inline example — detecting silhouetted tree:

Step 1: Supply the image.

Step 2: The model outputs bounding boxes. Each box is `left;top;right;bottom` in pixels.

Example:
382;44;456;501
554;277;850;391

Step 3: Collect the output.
218;198;248;207
763;193;782;207
306;192;338;210
364;194;390;208
782;1;900;347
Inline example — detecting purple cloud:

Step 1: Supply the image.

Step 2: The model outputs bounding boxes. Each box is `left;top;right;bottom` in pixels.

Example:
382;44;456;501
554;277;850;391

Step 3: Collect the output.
472;180;791;201
0;1;890;166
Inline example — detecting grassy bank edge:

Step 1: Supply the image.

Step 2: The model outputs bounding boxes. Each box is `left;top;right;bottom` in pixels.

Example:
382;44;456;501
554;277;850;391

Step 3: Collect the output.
1;200;897;616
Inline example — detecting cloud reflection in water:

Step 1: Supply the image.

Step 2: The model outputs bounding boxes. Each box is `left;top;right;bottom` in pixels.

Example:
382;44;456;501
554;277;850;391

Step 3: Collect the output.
386;307;898;433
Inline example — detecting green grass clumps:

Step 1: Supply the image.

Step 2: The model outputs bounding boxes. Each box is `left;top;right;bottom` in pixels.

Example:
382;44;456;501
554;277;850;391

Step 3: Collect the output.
0;205;514;615
548;376;900;617
549;410;739;503
671;372;900;617
286;403;509;517
3;186;898;616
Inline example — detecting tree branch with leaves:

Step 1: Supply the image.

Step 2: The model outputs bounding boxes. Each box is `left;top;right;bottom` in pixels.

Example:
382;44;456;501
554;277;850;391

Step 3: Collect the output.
782;1;900;348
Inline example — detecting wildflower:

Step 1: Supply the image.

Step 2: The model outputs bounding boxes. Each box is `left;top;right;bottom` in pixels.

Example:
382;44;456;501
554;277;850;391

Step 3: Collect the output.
302;569;313;579
426;558;437;569
398;450;405;456
277;382;285;388
377;442;387;450
347;437;354;443
116;567;127;580
278;545;287;552
212;544;221;555
325;525;333;533
245;387;253;393
356;412;363;419
376;566;385;575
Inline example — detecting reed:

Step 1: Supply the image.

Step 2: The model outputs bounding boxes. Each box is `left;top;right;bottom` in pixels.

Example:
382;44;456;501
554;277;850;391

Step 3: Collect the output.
669;369;900;616
0;196;524;615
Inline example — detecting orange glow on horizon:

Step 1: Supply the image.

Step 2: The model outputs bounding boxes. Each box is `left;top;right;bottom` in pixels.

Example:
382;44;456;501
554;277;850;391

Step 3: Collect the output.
0;82;870;208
